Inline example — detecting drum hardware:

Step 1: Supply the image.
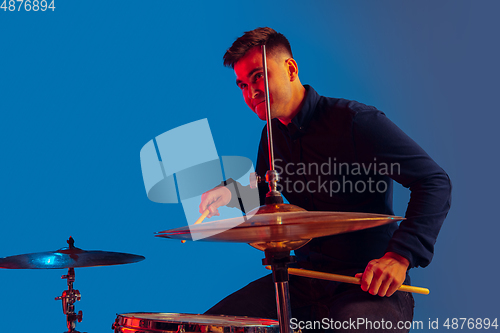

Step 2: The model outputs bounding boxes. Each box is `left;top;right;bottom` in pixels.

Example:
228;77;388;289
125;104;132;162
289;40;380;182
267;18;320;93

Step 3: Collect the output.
0;236;145;269
55;266;84;333
157;205;404;333
249;172;261;189
257;44;302;331
112;313;281;333
262;250;295;333
0;236;145;333
156;205;403;250
261;44;283;206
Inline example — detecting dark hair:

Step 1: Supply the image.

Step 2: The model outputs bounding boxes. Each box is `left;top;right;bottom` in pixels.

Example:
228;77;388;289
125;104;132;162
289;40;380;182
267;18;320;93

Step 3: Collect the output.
223;27;293;68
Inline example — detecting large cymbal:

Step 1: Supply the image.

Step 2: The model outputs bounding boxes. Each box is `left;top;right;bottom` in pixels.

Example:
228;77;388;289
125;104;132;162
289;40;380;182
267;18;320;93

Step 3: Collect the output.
156;205;404;251
0;237;145;269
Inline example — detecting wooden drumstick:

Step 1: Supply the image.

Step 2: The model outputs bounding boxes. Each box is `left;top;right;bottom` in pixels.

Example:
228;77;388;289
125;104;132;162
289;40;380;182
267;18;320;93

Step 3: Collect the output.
265;266;429;295
194;209;210;225
181;209;210;243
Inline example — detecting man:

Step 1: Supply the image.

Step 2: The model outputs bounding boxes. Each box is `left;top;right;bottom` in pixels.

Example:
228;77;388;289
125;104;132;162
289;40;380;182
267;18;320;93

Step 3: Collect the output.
200;27;451;332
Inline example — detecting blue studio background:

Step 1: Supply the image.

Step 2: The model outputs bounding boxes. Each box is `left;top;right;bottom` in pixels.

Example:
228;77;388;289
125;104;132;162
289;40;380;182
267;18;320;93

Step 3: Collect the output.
1;1;499;332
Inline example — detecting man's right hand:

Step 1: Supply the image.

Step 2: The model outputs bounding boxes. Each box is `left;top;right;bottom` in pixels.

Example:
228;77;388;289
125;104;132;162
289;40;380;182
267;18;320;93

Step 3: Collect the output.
199;186;232;218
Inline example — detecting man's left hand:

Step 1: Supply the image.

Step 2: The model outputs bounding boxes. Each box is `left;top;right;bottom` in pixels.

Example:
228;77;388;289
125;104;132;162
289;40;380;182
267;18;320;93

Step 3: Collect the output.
355;252;410;297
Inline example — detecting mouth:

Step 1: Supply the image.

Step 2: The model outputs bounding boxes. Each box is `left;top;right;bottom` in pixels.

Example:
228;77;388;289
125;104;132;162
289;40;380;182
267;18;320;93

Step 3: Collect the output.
253;100;265;108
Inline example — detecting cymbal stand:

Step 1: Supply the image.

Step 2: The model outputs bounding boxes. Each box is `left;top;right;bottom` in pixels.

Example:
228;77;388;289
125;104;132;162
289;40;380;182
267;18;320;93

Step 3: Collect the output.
260;43;294;333
263;250;295;333
55;267;84;333
261;44;283;206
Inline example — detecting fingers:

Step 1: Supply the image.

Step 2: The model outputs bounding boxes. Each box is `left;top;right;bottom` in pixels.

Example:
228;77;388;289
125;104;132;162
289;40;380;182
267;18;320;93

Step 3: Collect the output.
199;193;211;215
377;275;405;297
199;191;209;212
367;269;384;296
199;192;216;218
360;255;408;297
207;203;220;217
206;193;228;217
387;271;406;296
385;281;401;297
360;268;373;292
363;269;390;296
363;265;391;296
358;271;390;297
376;278;392;297
199;187;232;218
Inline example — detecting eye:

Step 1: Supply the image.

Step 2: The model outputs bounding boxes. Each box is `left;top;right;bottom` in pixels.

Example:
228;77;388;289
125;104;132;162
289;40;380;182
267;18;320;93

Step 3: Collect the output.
254;73;263;81
239;83;247;90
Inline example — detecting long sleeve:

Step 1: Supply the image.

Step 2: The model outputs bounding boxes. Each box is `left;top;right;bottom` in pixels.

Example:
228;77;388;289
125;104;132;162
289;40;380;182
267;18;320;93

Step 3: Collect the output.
352;110;452;268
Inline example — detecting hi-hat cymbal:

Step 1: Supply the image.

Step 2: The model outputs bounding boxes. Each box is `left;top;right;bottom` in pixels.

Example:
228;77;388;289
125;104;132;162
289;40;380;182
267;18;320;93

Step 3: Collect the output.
156;206;403;251
0;237;145;269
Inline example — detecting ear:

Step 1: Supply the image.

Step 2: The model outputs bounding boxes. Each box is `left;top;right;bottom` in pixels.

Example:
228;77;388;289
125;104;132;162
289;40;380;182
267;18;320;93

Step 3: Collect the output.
285;58;299;82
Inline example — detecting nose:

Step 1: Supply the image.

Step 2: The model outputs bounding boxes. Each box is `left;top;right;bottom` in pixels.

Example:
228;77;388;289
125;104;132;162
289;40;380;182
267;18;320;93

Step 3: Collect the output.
248;83;259;100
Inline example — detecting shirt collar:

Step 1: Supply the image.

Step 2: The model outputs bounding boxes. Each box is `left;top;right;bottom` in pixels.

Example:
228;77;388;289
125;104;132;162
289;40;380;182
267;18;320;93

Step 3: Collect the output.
275;85;320;136
291;85;319;129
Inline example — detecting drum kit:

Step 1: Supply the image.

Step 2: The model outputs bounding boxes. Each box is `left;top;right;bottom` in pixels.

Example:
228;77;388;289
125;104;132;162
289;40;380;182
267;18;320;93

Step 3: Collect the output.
0;45;428;333
0;236;145;333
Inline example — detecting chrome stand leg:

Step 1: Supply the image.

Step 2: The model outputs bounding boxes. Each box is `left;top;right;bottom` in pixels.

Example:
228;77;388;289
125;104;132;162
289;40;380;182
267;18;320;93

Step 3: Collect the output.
275;280;292;333
264;251;295;333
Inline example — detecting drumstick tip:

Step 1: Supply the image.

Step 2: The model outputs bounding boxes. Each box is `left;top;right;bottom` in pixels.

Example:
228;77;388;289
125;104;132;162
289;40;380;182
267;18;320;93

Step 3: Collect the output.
194;209;210;225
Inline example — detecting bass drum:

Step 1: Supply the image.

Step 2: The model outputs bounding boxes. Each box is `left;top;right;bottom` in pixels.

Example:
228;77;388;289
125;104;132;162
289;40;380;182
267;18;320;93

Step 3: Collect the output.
113;312;280;333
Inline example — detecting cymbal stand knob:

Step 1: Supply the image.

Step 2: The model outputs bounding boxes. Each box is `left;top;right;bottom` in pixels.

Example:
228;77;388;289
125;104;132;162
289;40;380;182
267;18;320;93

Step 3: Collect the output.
56;267;84;333
73;289;82;302
61;273;75;283
265;170;283;204
77;310;83;323
249;172;262;189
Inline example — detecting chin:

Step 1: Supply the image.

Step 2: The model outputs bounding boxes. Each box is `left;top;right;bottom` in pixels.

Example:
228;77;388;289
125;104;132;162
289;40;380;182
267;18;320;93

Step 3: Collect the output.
253;108;267;121
254;104;273;121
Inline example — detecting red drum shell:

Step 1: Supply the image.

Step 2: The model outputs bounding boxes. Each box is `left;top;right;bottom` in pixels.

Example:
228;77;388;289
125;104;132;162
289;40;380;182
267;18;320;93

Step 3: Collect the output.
113;312;280;333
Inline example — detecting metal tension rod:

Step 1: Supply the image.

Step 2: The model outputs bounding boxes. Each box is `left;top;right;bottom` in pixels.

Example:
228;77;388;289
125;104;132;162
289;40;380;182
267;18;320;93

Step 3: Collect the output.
261;44;282;204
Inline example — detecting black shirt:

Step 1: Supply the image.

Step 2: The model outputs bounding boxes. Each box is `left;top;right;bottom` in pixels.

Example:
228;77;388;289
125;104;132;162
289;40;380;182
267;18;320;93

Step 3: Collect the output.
252;85;451;270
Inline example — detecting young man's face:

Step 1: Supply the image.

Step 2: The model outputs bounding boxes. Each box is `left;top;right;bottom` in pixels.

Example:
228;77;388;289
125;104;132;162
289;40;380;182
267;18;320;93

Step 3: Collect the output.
234;46;293;121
